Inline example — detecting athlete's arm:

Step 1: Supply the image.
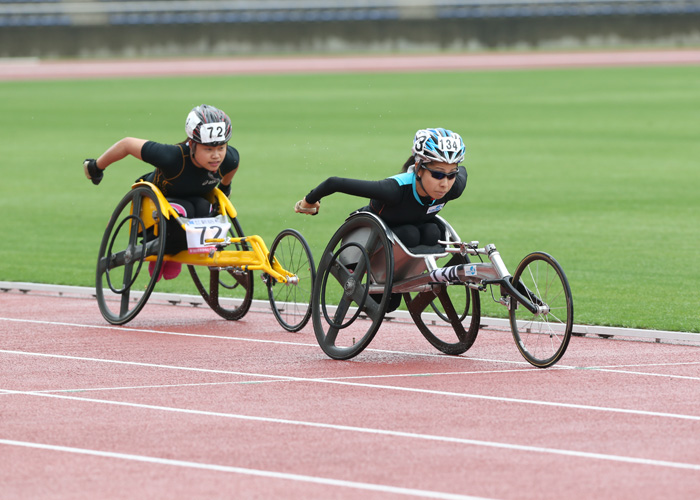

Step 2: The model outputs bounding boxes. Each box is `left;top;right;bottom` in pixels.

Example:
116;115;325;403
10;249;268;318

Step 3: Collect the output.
96;137;148;170
305;177;402;204
218;168;237;197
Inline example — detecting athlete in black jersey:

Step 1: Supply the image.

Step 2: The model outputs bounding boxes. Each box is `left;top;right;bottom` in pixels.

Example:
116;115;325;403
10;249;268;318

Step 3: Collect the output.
83;104;240;281
295;128;467;249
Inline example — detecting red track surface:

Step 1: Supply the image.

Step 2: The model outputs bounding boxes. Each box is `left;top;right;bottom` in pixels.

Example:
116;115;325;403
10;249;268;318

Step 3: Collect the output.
2;50;700;81
2;291;699;499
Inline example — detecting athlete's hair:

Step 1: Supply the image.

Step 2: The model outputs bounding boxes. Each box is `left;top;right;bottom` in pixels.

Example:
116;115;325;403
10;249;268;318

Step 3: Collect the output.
400;155;416;173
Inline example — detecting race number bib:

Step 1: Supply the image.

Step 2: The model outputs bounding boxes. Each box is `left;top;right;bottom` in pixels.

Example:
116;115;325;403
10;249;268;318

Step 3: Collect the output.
437;136;461;152
427;203;445;214
184;216;231;253
199;122;227;144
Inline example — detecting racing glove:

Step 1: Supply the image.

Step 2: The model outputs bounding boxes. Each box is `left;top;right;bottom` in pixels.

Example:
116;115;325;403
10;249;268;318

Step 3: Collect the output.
83;159;104;186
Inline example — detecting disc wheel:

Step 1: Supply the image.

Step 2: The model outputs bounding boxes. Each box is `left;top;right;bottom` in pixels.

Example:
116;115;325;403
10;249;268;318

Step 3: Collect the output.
509;252;573;368
266;229;316;332
405;251;481;355
95;186;166;325
188;217;253;320
312;213;394;360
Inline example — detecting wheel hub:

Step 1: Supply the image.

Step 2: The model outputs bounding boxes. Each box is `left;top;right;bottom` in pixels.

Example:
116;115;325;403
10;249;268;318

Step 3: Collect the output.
344;277;356;296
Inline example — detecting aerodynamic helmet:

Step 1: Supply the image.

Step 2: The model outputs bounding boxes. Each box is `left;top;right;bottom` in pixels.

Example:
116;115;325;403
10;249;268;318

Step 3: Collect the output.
411;128;465;164
185;104;232;146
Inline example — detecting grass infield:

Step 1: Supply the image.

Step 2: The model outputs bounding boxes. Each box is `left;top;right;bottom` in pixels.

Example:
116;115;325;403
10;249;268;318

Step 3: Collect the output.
1;64;698;332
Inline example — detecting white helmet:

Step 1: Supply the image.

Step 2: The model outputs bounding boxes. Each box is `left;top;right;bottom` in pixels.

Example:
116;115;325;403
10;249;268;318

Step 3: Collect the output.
185;104;232;146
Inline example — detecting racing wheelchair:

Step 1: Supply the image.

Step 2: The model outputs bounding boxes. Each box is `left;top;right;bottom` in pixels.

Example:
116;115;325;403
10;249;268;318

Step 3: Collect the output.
95;181;315;330
311;211;573;368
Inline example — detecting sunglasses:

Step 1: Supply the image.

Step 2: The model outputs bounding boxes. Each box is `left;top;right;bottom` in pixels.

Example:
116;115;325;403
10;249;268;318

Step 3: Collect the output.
421;165;459;180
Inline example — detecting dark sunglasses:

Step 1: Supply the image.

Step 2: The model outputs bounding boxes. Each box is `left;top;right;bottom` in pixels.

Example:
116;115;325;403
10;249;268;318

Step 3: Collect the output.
421;165;459;180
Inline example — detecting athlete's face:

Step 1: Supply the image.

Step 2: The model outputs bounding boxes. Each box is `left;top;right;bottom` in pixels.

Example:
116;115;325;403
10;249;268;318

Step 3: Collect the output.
193;143;227;172
416;161;459;200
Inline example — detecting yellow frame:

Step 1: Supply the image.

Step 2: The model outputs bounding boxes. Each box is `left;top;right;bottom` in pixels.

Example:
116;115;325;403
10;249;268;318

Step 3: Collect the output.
131;181;292;284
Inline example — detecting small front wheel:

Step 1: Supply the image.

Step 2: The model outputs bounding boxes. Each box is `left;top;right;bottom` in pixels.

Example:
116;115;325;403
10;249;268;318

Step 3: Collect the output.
267;229;315;332
509;252;573;368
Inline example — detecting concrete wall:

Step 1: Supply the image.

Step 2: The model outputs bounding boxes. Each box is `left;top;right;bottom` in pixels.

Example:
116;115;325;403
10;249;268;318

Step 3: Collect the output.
2;4;700;59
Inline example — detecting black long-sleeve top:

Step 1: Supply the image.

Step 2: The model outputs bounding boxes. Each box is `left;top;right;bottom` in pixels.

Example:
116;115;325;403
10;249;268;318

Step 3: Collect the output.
305;166;467;226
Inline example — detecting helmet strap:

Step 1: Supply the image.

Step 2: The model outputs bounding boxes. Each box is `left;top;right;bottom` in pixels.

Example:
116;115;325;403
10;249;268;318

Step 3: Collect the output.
189;140;204;168
415;166;428;198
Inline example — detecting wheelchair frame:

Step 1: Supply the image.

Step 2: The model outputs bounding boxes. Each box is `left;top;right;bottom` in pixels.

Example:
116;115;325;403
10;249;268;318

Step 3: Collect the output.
95;181;315;331
311;211;574;368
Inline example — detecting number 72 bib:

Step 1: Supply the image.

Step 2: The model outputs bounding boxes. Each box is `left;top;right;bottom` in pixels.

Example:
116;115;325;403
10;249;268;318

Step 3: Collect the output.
184;216;231;253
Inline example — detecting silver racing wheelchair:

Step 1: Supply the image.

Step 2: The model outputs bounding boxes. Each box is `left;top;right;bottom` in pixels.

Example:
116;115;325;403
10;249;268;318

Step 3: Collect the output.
311;211;573;368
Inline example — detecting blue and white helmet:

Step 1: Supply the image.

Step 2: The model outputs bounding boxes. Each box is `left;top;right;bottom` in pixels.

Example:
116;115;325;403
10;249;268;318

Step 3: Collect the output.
412;128;465;164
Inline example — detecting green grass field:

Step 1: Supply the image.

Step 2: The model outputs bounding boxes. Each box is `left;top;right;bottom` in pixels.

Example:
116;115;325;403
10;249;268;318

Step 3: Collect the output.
1;64;698;332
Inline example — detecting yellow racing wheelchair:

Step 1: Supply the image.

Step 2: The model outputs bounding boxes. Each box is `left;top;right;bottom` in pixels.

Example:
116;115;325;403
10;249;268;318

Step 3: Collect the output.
95;181;315;330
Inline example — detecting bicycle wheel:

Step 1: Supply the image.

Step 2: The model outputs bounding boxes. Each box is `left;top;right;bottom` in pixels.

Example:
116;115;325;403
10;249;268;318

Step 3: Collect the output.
188;217;253;320
509;252;573;368
312;213;394;360
267;228;315;332
405;252;481;355
95;186;166;325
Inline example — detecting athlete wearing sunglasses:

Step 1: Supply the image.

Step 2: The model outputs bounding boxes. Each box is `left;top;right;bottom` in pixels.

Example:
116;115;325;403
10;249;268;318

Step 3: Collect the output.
422;164;459;180
295;128;467;250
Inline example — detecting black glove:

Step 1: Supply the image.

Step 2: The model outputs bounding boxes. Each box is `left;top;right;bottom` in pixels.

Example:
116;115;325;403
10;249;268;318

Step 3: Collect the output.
218;182;231;198
84;159;104;186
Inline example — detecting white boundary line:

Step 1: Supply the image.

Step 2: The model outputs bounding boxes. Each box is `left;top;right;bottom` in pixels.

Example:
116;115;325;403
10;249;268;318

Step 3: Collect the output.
2;349;700;421
0;439;493;500
2;281;698;345
3;389;700;471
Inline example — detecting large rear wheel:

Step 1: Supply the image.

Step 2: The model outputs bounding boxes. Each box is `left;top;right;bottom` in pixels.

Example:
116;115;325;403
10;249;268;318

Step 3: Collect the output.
95;186;166;325
188;217;254;320
312;213;393;360
408;253;481;355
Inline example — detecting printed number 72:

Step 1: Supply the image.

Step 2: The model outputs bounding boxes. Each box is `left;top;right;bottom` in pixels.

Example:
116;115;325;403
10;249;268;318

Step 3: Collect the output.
198;226;223;245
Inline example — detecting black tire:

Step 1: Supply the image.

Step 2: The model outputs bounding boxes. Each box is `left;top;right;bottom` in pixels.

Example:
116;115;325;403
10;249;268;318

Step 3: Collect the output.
429;253;477;324
404;254;481;355
188;217;253;320
267;229;315;332
509;252;573;368
312;213;393;360
95;186;166;325
404;250;480;355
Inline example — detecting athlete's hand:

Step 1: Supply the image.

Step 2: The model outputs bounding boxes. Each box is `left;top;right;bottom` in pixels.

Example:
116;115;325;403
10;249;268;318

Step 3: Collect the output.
218;182;232;198
294;199;320;215
83;159;104;186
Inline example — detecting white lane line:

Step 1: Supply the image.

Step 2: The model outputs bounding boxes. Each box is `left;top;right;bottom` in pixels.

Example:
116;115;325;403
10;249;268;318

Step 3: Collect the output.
2;350;700;422
5;316;697;371
16;369;544;395
0;317;530;365
0;439;493;500
0;316;561;367
586;368;700;381
2;392;700;472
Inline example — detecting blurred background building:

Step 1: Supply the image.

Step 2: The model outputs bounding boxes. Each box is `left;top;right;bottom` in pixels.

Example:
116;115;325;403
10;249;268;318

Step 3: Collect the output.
1;0;699;59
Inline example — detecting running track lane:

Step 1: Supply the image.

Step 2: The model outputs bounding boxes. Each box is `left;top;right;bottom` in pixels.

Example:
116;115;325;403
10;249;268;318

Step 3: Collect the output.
1;291;699;499
1;50;700;81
